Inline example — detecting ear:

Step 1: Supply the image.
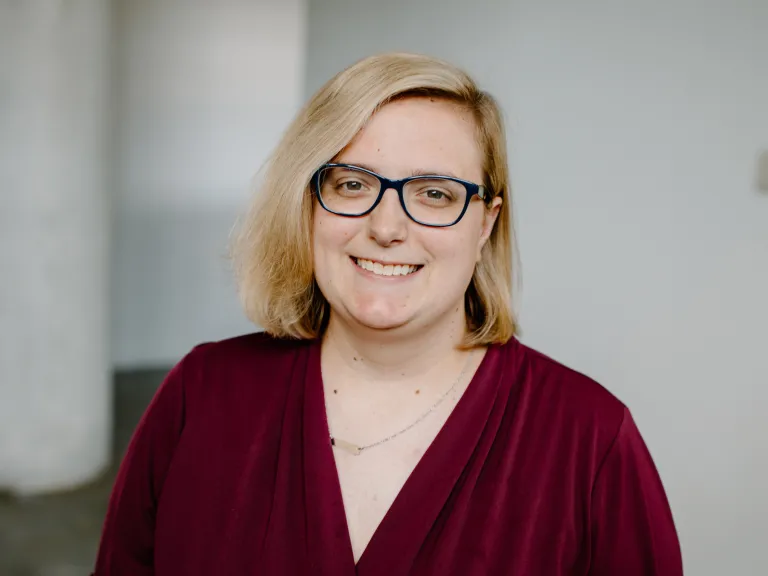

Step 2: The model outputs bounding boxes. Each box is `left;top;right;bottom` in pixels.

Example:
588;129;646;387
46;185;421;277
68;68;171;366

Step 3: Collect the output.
476;196;502;261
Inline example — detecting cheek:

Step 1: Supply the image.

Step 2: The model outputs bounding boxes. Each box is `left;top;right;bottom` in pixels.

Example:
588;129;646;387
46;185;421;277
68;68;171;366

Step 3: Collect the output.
419;239;479;301
441;244;480;275
312;211;355;265
427;218;484;269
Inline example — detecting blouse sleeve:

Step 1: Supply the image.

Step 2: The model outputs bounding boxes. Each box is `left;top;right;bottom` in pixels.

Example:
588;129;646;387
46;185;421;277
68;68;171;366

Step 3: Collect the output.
92;352;190;575
589;407;683;575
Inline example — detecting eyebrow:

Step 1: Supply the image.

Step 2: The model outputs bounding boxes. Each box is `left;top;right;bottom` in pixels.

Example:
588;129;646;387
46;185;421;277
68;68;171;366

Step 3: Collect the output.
338;161;463;181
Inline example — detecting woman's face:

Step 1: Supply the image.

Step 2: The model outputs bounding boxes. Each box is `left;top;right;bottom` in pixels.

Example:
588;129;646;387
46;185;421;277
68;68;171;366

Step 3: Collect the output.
312;97;501;336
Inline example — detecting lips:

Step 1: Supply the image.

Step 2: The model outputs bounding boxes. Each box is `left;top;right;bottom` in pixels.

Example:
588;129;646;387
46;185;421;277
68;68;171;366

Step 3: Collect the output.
353;257;421;277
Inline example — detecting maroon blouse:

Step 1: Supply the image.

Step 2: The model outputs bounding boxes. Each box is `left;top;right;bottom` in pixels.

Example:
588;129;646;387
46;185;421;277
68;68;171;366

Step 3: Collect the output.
93;333;682;575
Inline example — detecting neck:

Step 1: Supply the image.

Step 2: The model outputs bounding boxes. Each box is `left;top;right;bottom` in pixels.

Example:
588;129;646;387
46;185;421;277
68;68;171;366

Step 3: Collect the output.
321;307;470;382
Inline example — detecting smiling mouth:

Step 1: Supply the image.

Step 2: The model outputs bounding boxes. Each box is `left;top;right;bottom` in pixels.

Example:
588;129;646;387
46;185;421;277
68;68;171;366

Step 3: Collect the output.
352;257;423;277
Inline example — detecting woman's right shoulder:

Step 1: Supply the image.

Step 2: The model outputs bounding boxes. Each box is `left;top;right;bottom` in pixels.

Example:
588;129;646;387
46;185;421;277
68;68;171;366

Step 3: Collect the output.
182;331;310;372
164;332;313;419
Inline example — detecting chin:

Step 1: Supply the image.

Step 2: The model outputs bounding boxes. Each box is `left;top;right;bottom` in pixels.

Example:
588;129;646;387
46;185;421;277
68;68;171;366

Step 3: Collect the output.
344;301;414;332
350;311;412;332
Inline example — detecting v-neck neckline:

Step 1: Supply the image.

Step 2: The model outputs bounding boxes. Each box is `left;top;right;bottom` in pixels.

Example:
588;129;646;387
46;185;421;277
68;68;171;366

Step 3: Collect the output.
302;339;506;574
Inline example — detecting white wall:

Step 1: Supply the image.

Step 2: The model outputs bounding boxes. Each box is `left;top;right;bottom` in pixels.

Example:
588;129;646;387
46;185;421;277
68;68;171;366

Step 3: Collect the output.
112;0;306;367
306;1;768;573
0;0;111;494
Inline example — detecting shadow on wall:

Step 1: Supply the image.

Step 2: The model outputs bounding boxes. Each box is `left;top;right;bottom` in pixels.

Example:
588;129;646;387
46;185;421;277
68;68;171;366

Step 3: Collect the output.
112;200;257;368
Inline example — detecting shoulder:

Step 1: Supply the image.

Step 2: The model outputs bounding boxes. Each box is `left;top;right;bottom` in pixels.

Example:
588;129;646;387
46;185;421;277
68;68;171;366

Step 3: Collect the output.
181;331;310;373
501;338;628;457
511;339;625;417
169;332;314;417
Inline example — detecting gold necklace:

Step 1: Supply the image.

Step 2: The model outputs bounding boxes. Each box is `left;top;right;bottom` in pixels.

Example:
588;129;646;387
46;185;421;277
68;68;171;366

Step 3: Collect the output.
326;350;475;456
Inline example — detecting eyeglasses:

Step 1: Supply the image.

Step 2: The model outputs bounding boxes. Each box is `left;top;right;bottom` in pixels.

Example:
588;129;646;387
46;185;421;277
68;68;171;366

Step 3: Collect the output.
313;163;491;227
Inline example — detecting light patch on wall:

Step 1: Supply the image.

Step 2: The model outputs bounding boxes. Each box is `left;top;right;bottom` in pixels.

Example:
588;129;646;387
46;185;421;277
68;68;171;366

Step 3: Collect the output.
757;150;768;193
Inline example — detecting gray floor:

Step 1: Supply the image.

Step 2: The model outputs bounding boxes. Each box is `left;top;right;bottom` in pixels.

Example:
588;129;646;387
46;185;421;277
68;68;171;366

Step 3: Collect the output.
0;368;170;576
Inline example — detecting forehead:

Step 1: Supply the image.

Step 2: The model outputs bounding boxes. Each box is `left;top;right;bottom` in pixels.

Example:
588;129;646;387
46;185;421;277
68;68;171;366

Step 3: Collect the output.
336;96;484;182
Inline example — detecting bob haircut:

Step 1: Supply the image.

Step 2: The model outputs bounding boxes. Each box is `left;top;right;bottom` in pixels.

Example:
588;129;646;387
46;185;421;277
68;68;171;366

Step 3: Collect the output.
232;52;518;347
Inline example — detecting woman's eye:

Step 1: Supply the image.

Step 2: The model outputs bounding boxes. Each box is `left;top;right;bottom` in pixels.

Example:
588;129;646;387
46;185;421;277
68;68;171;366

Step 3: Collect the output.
421;188;454;202
340;180;363;191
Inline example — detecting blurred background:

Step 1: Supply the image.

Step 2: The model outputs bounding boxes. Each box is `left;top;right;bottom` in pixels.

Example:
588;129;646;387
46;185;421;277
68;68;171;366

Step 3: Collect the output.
0;0;766;574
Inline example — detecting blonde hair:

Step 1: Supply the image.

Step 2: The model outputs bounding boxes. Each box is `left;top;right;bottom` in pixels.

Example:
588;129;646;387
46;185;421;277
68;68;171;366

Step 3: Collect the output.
231;52;518;347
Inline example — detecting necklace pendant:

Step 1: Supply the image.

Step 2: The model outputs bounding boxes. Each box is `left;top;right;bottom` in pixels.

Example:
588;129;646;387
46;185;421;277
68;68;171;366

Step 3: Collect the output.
331;436;362;456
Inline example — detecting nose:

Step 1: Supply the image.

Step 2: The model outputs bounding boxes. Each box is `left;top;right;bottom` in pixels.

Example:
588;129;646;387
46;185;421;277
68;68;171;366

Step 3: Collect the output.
367;188;408;246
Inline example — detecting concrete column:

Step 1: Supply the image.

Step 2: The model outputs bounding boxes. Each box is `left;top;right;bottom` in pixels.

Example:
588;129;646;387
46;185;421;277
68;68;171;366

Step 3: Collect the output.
0;1;111;494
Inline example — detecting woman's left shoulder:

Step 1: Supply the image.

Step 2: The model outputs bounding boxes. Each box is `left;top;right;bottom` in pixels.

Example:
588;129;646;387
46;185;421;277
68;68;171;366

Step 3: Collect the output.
490;344;681;572
502;338;628;444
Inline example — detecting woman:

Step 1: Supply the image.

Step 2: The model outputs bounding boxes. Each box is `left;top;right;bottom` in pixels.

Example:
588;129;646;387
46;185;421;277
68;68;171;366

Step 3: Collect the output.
94;53;682;575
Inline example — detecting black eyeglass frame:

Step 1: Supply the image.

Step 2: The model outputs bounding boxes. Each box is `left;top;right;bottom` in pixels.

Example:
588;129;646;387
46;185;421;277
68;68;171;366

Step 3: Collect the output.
312;163;492;228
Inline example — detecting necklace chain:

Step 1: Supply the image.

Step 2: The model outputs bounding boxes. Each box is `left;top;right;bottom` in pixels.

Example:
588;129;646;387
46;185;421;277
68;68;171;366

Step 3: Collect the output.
326;350;475;456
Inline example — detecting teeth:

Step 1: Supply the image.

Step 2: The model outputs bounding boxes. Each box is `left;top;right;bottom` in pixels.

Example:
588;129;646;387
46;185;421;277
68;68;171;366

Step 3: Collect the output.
355;258;418;277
